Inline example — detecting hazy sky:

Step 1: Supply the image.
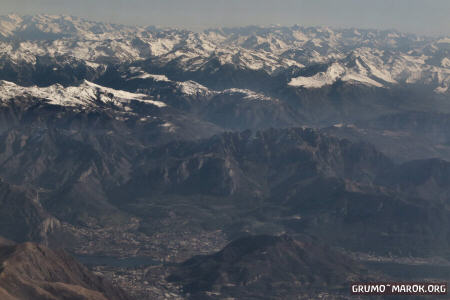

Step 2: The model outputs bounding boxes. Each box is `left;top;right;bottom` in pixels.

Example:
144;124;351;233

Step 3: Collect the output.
1;0;449;36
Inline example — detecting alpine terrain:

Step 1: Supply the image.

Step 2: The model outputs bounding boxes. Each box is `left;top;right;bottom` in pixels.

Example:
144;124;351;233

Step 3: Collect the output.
0;14;449;299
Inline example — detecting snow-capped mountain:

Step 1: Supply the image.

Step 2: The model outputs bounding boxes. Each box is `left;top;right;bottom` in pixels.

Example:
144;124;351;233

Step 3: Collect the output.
0;75;290;132
0;14;142;40
0;14;448;93
289;47;449;91
0;79;166;109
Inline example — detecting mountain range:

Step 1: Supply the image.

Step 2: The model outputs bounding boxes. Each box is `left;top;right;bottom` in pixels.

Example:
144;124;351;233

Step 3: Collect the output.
0;14;449;299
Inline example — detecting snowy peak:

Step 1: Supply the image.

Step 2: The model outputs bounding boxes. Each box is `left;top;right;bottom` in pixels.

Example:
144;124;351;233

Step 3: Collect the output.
176;80;212;97
289;63;345;88
288;59;388;89
0;80;167;108
289;47;449;90
222;88;275;101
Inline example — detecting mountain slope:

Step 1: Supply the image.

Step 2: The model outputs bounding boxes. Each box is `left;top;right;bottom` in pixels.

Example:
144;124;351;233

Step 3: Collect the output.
0;241;132;300
0;178;56;243
168;234;374;299
377;158;450;204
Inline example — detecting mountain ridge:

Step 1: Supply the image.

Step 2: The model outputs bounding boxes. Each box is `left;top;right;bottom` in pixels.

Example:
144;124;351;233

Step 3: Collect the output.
0;14;448;93
0;240;132;300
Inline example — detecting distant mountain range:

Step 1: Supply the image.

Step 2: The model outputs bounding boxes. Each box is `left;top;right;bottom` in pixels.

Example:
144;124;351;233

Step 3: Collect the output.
0;14;448;91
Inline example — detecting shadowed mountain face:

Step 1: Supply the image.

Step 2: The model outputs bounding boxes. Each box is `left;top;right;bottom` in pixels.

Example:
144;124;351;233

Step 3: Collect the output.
0;241;132;300
377;158;450;205
1;125;450;258
323;111;450;163
120;128;392;199
0;178;53;243
168;234;374;299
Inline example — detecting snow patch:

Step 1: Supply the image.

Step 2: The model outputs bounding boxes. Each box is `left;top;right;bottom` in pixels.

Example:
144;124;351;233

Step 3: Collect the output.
177;81;212;96
223;88;274;101
160;122;177;133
